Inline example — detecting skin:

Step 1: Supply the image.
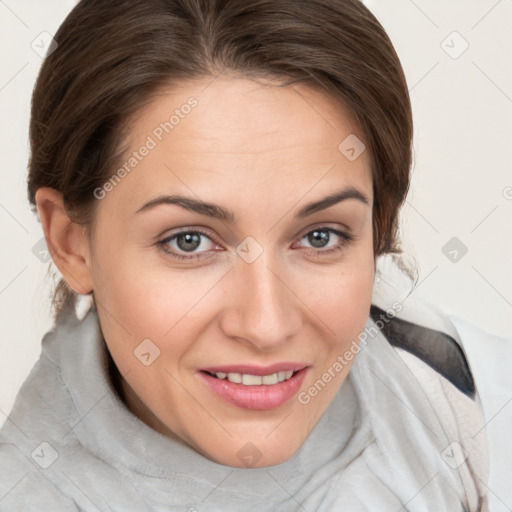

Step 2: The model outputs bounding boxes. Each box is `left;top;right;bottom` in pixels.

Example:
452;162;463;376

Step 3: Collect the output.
35;74;375;468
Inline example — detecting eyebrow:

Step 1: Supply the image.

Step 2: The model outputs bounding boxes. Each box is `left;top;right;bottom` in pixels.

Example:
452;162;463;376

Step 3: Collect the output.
134;186;369;222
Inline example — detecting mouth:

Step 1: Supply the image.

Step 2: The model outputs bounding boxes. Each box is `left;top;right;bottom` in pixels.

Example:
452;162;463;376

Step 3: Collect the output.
204;368;299;385
198;364;309;410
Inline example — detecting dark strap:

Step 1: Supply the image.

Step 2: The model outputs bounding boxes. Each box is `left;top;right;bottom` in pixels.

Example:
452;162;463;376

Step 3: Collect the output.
370;305;475;398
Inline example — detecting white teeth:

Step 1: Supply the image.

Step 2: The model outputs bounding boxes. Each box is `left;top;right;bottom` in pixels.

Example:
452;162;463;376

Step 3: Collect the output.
278;371;293;382
227;372;242;383
242;374;263;385
262;373;279;385
214;370;295;385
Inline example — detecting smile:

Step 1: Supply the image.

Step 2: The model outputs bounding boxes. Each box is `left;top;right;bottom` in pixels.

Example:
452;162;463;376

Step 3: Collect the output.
198;364;309;410
209;370;295;385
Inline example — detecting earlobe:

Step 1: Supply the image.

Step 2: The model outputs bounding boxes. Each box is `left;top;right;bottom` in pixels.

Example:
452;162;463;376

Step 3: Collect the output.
34;187;93;295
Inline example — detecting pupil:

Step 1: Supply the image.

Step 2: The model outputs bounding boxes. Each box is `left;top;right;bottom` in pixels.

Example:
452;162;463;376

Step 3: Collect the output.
309;230;329;248
177;232;201;252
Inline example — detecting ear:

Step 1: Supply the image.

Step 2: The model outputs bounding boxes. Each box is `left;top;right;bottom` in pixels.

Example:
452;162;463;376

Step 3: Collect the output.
34;187;93;295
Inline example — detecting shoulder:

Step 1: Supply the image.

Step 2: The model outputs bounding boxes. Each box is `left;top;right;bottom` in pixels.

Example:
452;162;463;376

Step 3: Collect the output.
369;303;492;511
445;315;512;512
370;304;475;397
369;292;512;512
0;307;82;510
370;255;511;402
0;441;79;511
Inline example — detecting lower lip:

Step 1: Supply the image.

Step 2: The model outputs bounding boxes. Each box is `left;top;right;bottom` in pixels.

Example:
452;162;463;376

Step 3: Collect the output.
198;368;308;410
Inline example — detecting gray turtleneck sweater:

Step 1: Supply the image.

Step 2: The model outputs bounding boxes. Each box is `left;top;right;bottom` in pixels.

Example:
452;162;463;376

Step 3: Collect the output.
0;303;487;511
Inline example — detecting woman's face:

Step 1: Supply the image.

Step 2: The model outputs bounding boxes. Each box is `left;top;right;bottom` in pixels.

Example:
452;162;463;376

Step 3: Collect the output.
86;75;375;468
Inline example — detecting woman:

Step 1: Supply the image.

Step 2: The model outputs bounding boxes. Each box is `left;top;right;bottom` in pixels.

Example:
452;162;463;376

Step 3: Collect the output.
0;0;510;510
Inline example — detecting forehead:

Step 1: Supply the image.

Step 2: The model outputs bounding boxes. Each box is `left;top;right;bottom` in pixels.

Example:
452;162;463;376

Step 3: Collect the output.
108;75;373;212
132;74;363;151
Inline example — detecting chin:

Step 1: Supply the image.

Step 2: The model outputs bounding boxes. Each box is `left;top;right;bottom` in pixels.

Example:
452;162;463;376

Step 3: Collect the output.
191;424;311;469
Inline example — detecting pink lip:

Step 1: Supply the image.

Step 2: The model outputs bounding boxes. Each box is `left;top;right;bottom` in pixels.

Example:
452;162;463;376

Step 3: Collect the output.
198;367;309;410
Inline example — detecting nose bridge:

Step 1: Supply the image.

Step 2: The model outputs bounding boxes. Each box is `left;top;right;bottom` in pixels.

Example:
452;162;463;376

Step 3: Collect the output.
223;249;300;350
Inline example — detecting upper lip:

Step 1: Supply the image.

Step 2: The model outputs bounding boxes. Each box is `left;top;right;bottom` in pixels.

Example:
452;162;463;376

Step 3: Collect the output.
200;363;309;376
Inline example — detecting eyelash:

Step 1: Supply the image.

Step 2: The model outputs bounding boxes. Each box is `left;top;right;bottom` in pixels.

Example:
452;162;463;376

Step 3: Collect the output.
156;226;355;261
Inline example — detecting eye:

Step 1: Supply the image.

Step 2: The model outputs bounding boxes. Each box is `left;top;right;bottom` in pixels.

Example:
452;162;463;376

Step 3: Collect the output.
295;227;354;257
156;229;219;261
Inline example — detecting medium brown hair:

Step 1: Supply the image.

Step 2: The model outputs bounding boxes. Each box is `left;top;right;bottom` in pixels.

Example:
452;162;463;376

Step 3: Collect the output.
27;0;413;320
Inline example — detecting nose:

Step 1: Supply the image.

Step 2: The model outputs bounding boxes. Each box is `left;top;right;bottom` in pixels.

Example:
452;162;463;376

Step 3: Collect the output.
219;250;302;352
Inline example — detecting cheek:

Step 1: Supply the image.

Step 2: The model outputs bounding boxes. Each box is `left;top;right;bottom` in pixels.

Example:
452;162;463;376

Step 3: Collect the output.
88;229;169;319
307;247;375;348
86;233;177;359
90;241;220;362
